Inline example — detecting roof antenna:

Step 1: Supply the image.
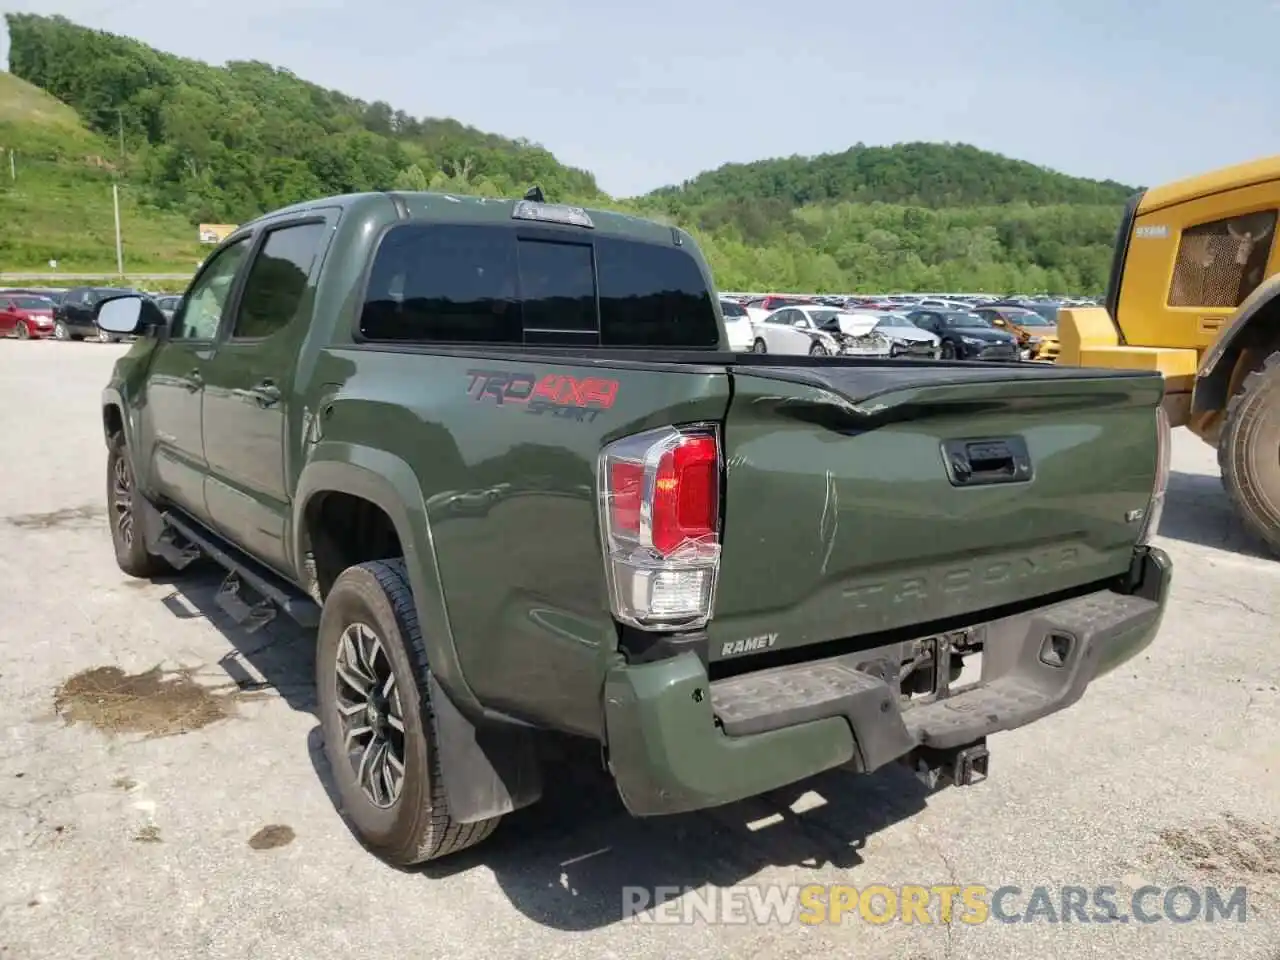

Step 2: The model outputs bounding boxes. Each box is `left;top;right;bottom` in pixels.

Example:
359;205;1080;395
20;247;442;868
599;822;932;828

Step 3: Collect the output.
524;185;545;202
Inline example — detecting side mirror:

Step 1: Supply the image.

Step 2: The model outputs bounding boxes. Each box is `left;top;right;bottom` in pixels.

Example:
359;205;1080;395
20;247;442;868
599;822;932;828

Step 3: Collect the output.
95;295;165;336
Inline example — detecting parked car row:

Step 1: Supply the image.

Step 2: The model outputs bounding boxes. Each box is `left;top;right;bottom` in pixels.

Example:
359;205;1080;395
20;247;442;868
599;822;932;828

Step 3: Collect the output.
0;286;182;342
720;291;1074;362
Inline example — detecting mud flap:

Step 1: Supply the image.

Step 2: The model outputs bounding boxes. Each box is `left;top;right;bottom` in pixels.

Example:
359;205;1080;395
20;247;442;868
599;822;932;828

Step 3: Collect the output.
427;673;543;824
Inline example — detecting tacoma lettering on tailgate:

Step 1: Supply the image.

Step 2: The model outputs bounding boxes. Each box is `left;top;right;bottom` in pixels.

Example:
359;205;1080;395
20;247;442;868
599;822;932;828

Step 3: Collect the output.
466;369;618;422
842;546;1082;608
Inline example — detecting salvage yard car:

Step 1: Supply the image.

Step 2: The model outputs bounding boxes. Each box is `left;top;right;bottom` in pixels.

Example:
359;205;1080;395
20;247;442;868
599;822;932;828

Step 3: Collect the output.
750;305;891;357
719;298;756;352
93;189;1173;868
905;308;1020;361
869;311;941;358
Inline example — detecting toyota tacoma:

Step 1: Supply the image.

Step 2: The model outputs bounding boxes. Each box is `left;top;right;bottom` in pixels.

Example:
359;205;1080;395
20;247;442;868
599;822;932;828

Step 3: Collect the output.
94;189;1173;866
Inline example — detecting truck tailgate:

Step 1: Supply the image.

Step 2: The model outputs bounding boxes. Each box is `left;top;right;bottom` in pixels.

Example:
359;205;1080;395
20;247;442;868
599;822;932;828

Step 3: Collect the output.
710;362;1164;658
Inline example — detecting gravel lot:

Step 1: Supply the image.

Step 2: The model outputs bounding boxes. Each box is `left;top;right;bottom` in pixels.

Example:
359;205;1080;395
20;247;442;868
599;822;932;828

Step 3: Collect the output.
1;341;1277;960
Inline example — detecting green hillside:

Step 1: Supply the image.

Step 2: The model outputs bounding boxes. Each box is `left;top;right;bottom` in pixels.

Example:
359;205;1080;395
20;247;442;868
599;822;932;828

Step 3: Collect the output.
648;141;1138;209
0;70;205;273
3;13;1133;293
5;13;599;226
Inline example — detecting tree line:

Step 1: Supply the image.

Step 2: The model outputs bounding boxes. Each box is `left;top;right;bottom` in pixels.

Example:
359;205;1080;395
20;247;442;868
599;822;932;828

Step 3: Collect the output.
5;13;1131;293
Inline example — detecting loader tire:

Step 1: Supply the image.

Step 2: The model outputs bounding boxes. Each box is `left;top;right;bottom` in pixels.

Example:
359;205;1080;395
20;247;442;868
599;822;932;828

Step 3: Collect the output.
1218;349;1280;557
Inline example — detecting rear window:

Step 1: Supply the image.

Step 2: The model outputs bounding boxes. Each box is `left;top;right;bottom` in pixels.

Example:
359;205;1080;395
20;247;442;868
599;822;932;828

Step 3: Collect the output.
359;224;719;348
720;300;747;318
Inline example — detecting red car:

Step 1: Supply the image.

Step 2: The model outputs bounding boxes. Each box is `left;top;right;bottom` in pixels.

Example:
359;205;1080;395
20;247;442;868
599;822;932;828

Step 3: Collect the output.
1;295;57;339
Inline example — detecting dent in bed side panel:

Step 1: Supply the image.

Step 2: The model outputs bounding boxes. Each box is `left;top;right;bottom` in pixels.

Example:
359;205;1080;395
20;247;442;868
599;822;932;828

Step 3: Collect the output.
310;349;731;738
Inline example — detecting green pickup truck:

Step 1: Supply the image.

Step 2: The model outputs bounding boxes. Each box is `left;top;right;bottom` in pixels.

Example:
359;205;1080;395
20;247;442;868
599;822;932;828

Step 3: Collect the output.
94;190;1173;867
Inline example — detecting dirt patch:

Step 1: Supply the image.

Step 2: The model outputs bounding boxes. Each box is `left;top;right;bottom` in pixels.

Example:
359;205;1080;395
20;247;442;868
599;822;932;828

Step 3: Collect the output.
133;825;162;843
4;504;104;530
53;665;240;738
1159;813;1280;876
248;824;295;850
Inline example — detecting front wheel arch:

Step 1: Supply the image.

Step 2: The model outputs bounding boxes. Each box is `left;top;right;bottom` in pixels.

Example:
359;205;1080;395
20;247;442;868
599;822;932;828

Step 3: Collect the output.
1194;283;1280;415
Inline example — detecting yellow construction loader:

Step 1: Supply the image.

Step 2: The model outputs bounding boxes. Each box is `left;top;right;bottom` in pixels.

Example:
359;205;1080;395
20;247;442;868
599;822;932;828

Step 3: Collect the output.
1057;155;1280;556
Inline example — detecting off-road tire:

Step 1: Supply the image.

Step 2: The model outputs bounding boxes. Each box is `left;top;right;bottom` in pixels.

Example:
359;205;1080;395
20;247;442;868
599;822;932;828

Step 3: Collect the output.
316;559;501;866
1218;350;1280;557
106;432;171;578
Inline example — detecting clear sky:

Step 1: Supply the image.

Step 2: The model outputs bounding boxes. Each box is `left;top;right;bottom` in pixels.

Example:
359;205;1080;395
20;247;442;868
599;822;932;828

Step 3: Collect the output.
2;0;1276;198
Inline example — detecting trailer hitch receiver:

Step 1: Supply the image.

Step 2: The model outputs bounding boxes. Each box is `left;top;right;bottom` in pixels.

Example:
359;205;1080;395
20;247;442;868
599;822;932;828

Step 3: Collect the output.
906;738;990;789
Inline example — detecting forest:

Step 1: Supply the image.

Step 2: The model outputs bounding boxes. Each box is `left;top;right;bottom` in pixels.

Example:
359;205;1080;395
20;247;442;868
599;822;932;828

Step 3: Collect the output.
3;13;1137;293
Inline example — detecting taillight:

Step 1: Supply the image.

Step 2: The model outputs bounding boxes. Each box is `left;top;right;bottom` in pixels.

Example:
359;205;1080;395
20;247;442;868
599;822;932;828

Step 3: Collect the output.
1136;406;1172;545
597;424;722;630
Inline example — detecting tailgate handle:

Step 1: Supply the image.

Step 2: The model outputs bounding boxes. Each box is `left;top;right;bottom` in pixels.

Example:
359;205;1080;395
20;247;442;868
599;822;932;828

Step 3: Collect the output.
942;437;1032;487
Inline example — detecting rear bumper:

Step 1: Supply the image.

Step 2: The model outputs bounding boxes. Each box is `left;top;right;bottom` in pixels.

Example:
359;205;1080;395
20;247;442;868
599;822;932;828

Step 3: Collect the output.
604;545;1171;816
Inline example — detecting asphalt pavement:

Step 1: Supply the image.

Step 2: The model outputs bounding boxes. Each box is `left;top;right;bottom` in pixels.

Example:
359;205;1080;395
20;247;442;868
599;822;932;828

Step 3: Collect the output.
0;341;1276;960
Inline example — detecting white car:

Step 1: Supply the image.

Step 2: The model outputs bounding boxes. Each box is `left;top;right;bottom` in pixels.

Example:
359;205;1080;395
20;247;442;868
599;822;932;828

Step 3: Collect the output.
868;312;942;357
719;298;756;352
749;305;892;357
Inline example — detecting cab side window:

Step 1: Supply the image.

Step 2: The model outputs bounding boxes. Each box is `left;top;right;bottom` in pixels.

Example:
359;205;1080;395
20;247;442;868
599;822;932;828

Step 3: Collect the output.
232;222;328;340
172;238;251;340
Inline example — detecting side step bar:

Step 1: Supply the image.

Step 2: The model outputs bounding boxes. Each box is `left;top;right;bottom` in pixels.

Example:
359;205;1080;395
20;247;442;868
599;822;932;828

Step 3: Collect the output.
145;505;321;630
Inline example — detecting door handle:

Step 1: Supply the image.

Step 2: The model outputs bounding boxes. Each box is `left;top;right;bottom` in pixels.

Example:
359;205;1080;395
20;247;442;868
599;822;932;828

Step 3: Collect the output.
185;370;203;392
250;381;281;407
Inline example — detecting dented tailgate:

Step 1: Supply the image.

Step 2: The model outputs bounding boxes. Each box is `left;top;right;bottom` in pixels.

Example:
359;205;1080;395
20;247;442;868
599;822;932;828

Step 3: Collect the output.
709;361;1165;660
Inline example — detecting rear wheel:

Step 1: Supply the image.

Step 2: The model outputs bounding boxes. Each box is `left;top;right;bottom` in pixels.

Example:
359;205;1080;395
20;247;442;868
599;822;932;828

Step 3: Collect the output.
1219;350;1280;556
106;433;172;578
753;338;767;354
316;560;502;866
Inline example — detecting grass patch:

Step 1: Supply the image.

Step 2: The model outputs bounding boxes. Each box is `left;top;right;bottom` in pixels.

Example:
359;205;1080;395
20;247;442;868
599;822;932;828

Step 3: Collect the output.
0;73;204;273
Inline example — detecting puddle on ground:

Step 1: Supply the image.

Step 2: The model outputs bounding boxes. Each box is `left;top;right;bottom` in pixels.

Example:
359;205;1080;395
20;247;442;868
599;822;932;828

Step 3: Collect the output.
4;504;104;530
248;824;295;850
1159;813;1280;876
53;665;242;738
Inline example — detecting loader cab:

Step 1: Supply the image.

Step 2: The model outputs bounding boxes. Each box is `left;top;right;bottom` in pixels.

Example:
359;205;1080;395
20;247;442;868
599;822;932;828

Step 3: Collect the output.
1057;156;1280;433
1055;155;1280;557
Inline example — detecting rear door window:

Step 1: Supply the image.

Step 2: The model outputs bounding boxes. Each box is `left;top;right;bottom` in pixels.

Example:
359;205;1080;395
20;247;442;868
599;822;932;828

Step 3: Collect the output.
359;224;719;348
231;222;329;340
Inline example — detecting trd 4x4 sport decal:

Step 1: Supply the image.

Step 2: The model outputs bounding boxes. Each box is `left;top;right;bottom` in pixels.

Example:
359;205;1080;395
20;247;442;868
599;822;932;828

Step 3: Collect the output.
465;368;619;422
